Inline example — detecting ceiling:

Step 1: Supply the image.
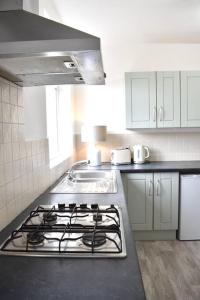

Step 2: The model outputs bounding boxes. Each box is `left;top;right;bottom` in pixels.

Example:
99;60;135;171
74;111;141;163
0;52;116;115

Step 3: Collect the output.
47;0;200;43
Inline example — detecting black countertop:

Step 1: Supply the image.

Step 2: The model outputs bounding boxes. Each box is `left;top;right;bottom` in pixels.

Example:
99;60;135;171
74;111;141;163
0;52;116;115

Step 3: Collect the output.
0;171;145;300
80;160;200;173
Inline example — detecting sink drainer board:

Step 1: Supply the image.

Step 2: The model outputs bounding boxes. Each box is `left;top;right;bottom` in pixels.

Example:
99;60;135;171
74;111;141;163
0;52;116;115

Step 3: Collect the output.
50;170;117;194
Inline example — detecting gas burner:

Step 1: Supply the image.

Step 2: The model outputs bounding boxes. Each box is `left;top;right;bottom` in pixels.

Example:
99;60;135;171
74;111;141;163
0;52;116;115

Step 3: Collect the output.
0;204;126;257
43;212;57;225
80;204;87;209
58;203;65;211
82;232;107;248
69;203;76;210
91;204;98;210
27;232;44;246
93;214;102;222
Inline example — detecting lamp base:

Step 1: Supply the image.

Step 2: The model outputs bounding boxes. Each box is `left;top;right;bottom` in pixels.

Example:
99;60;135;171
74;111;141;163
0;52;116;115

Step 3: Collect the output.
89;149;102;166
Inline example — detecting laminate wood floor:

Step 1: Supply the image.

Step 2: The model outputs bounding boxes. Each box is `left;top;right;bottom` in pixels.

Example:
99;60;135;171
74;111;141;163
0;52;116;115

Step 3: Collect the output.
136;241;200;300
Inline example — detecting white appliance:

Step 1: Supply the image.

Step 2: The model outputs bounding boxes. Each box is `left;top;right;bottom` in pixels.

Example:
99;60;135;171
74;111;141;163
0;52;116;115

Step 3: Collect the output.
179;174;200;240
111;148;131;165
132;145;150;164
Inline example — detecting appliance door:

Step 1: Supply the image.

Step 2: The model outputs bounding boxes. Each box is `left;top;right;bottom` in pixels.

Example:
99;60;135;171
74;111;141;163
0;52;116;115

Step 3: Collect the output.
179;174;200;240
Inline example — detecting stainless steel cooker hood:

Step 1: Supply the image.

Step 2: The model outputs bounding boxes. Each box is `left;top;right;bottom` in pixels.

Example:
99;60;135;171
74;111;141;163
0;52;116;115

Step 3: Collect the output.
0;0;105;86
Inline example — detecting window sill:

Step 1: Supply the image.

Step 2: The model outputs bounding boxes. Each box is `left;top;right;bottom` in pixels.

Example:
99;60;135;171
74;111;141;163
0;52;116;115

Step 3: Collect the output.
50;155;67;169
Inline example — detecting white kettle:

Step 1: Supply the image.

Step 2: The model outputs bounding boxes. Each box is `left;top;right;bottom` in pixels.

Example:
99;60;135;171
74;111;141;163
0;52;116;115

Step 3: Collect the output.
132;145;150;164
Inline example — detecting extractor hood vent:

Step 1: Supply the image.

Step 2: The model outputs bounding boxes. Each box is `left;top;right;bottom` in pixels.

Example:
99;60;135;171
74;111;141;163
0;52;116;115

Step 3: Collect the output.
0;0;105;86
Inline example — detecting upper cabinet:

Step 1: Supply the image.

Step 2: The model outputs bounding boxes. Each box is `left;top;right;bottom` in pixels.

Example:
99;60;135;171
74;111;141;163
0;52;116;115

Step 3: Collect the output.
157;72;180;128
125;71;200;129
181;71;200;127
125;72;157;128
125;71;180;129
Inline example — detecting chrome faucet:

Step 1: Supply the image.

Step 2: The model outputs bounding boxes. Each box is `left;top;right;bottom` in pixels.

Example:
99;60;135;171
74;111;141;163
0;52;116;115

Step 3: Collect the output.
67;160;89;180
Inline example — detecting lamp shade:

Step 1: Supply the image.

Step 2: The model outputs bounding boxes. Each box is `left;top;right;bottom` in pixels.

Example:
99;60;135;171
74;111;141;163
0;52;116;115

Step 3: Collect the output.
81;125;107;143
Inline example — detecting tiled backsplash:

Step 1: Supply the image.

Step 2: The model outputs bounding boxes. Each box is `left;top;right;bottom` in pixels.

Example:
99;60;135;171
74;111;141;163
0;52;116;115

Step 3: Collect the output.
75;132;200;162
0;77;71;231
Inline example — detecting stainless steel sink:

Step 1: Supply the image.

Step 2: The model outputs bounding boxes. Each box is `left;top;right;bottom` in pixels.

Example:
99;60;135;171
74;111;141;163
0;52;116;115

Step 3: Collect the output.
71;170;114;180
50;170;117;193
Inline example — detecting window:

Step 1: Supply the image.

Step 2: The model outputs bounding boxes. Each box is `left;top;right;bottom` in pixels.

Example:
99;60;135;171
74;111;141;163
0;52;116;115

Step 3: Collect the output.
46;85;74;168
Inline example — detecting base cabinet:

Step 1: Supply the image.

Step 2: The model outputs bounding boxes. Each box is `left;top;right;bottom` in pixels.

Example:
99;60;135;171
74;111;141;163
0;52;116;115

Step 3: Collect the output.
154;173;179;230
123;172;179;233
125;173;153;230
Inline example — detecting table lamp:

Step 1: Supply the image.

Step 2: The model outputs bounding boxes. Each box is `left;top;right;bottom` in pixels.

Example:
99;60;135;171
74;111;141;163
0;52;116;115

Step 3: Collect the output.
81;125;107;166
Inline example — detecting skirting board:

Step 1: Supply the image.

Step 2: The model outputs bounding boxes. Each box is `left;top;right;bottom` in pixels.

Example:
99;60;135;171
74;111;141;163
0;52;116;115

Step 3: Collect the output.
133;230;177;241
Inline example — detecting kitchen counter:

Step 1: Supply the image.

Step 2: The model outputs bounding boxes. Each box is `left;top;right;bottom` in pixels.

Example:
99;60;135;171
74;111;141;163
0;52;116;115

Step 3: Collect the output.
0;171;145;300
80;160;200;173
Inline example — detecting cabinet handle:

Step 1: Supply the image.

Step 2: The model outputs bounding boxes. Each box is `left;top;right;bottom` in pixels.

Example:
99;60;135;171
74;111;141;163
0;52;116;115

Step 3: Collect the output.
153;106;156;122
159;106;163;121
148;180;153;196
156;179;160;196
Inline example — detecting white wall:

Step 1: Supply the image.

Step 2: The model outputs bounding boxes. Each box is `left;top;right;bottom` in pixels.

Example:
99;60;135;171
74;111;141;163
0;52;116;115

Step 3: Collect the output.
39;0;61;22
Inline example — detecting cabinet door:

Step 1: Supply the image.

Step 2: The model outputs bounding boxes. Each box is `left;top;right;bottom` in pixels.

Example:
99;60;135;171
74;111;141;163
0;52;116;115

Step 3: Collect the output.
181;71;200;127
154;173;179;230
125;72;156;128
157;72;180;128
126;173;153;230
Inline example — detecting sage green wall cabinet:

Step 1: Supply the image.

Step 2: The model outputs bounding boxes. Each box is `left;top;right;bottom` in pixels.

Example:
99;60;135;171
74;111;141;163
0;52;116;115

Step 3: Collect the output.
157;72;180;128
154;173;179;230
181;71;200;127
125;71;181;129
125;72;157;129
124;172;179;233
126;173;153;230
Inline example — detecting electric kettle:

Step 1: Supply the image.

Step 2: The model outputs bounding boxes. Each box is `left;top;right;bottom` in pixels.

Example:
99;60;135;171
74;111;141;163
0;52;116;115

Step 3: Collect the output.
132;145;150;164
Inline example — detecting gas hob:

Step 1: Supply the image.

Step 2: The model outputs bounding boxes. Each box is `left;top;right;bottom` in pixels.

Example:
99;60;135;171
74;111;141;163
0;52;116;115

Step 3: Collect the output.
0;204;126;258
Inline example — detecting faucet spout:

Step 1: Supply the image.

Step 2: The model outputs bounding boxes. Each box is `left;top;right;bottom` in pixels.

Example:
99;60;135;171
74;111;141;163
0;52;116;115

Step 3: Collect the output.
67;160;89;180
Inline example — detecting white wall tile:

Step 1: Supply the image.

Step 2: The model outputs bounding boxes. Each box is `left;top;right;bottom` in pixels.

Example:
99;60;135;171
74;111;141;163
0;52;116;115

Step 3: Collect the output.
0;164;5;186
18;107;24;124
20;158;26;176
26;157;33;172
13;159;21;179
19;142;26;159
6;199;17;223
0;185;5;209
3;143;12;163
17;88;23;107
0;144;3;165
2;103;11;123
4;162;13;184
1;82;9;103
10;105;15;124
0;102;2;122
26;141;32;157
0;123;3;143
11;124;19;142
18;124;24;141
0;206;8;231
13;178;22;199
10;85;18;106
13;105;19;124
12;142;20;160
2;123;12;143
5;181;14;203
